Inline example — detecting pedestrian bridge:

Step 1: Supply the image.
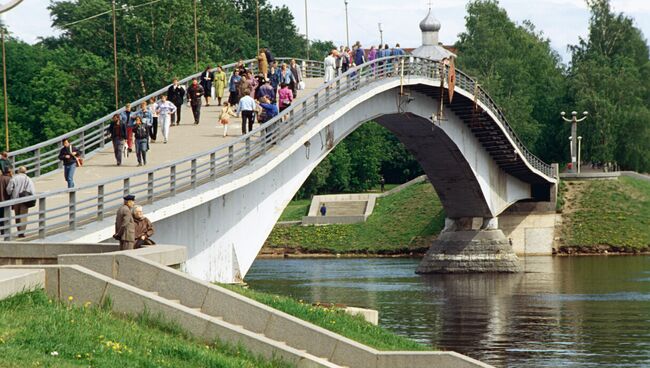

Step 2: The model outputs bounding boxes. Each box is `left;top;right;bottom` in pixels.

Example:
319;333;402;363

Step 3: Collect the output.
2;55;557;282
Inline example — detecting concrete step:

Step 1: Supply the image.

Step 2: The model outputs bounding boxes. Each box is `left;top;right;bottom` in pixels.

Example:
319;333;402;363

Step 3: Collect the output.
0;268;45;300
320;201;367;216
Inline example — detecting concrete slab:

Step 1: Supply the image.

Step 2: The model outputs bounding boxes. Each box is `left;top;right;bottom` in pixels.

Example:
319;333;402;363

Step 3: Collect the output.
0;268;45;300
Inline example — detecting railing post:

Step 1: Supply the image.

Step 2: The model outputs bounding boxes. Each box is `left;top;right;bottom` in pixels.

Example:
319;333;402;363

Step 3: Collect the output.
100;121;106;148
228;146;234;173
245;137;252;164
302;100;307;120
170;165;176;196
123;178;130;198
147;172;154;202
80;131;86;156
69;191;76;231
191;159;197;189
290;110;296;135
2;206;10;241
57;141;64;170
97;184;104;221
35;148;41;177
209;152;216;179
314;94;319;116
38;197;46;238
325;86;330;105
336;79;341;97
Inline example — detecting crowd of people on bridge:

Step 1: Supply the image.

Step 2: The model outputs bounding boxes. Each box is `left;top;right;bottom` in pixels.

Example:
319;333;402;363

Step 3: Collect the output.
324;42;405;83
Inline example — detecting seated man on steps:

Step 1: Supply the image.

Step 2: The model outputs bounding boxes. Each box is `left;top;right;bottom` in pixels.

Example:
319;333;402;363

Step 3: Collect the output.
133;205;155;248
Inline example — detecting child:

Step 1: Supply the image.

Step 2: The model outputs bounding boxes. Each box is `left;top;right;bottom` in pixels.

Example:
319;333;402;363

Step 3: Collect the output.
219;102;237;137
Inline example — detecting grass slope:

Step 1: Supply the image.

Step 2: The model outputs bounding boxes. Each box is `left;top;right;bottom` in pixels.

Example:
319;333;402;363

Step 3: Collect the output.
221;285;427;351
563;177;650;250
267;182;445;253
0;291;291;368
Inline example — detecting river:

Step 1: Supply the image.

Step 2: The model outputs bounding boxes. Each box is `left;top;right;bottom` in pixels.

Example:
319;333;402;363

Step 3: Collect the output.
245;256;650;368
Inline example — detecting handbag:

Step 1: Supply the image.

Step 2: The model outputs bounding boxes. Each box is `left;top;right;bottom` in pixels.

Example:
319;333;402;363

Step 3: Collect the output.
298;81;306;90
75;157;84;167
19;190;36;208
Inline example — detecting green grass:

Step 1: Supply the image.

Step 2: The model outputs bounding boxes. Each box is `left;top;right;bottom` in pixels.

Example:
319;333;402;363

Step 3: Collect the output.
0;290;292;368
221;285;428;351
278;199;311;222
564;177;650;249
268;182;445;253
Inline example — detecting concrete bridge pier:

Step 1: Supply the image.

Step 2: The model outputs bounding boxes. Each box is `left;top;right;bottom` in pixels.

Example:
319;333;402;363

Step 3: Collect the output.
416;217;522;274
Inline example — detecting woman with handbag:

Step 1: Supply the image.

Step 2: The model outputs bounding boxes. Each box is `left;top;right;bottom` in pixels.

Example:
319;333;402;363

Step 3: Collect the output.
58;138;81;188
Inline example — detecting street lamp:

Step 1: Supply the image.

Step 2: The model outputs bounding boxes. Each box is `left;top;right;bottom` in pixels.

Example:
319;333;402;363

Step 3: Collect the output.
561;110;588;173
304;0;309;60
0;0;24;151
344;0;350;49
577;136;582;174
378;22;383;46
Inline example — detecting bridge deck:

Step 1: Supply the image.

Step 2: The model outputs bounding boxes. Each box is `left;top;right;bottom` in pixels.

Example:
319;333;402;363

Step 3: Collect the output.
16;78;323;239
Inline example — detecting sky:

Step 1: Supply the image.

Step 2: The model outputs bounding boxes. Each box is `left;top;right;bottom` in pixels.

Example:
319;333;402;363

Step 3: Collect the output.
3;0;650;63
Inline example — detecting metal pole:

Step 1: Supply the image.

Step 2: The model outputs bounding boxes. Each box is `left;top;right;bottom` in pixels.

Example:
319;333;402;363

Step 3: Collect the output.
256;0;260;53
577;136;582;174
194;0;198;71
304;0;309;60
378;23;383;47
344;0;349;49
1;26;8;151
112;0;119;110
561;111;588;174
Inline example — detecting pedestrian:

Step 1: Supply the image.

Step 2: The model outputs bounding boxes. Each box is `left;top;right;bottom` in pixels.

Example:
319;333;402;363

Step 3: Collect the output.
200;65;214;106
264;47;275;65
279;63;295;90
58;138;81;188
6;166;35;238
0;166;12;235
289;59;303;98
214;66;227;106
380;176;385;192
133;205;155;248
120;103;135;154
237;90;256;135
167;78;185;125
219;102;237;137
354;42;366;66
137;101;152;131
268;61;281;97
258;48;268;77
187;78;204;125
228;69;242;106
320;203;327;216
114;194;136;250
324;49;337;84
258;96;278;124
107;114;126;166
245;71;258;99
335;47;343;75
258;78;275;103
156;95;177;144
133;116;149;166
278;83;293;114
341;47;351;74
0;151;9;174
383;44;392;75
147;97;159;142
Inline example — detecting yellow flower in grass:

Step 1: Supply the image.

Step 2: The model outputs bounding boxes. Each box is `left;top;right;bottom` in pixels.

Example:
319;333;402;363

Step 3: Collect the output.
67;296;74;302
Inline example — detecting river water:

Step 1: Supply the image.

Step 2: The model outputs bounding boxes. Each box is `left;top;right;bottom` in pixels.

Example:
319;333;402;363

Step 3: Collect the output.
245;256;650;368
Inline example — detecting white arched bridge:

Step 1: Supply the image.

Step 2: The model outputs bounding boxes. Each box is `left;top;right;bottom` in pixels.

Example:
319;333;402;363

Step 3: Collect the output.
2;55;557;283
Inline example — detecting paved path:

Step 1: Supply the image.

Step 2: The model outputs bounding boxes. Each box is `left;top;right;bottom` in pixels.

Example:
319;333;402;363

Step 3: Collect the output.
13;78;323;239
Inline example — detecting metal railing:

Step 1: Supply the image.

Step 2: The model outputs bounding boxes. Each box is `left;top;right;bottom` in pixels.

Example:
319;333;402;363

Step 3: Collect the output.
0;55;552;240
6;58;324;178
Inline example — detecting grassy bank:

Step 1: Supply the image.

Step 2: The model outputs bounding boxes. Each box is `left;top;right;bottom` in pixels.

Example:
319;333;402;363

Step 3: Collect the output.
267;182;445;254
222;285;428;351
0;290;290;368
561;176;650;251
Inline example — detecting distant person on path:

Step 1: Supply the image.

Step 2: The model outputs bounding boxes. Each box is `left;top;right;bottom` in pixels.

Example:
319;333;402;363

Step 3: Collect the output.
258;49;269;77
354;41;366;66
156;95;177;144
278;83;293;114
167;78;185;126
6;166;35;238
133;116;149;166
228;69;242;106
120;103;135;154
200;65;214;106
268;62;281;97
214;66;227;106
115;194;136;250
0;152;9;174
289;59;303;98
258;78;275;103
341;47;351;74
320;203;327;216
137;101;153;134
133;205;155;248
279;63;295;92
58;138;81;188
108;114;126;166
324;50;337;84
0;166;12;235
368;46;378;75
147;97;159;142
380;176;385;192
237;91;256;135
218;102;237;137
264;47;275;66
187;78;204;125
258;96;278;125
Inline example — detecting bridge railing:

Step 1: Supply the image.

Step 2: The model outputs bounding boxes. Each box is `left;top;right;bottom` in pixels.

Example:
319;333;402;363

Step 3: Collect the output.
0;55;551;240
7;58;323;178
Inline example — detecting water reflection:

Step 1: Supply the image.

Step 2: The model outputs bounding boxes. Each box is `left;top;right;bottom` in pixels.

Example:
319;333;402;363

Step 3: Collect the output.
246;256;650;368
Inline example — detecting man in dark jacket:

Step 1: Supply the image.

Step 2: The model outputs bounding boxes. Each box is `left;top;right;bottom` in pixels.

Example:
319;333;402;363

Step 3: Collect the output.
264;48;275;65
186;78;204;125
167;78;185;125
115;195;136;250
108;114;127;166
0;166;11;235
58;138;80;188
